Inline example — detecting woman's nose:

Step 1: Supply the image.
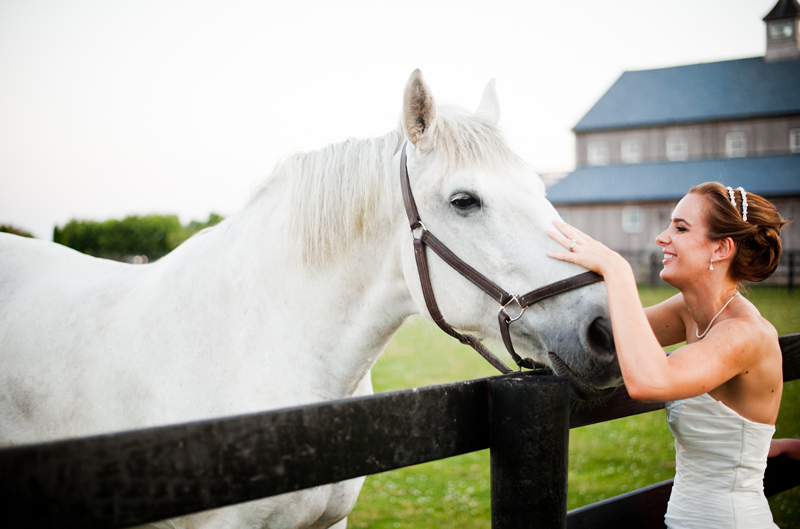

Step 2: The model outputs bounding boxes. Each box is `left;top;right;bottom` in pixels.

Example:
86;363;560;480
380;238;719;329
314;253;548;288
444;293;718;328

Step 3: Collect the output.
656;229;669;247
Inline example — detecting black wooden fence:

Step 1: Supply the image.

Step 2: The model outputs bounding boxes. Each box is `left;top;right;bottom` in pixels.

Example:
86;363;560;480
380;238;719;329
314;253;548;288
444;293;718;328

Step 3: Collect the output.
2;333;799;529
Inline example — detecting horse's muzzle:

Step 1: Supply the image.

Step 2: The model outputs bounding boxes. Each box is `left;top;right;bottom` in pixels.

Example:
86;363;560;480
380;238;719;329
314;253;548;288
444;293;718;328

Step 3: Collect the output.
547;317;621;400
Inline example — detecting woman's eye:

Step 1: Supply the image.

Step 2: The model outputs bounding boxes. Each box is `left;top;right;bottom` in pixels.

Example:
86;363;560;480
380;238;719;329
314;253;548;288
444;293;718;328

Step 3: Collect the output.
676;226;687;232
451;193;479;210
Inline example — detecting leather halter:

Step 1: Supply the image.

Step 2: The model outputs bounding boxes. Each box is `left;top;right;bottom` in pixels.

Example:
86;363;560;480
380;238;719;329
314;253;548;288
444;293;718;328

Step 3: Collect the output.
400;142;604;374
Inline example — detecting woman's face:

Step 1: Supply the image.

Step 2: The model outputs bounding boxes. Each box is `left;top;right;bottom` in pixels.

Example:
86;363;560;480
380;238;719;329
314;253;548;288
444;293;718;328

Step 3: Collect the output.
655;193;717;286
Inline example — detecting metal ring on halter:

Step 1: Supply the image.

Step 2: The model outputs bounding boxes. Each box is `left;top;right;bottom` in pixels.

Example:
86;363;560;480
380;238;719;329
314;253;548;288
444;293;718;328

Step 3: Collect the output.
411;221;427;240
569;239;577;252
500;295;527;323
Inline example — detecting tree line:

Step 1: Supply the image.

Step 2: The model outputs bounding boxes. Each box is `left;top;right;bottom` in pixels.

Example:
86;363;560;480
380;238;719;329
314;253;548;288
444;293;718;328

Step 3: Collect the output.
52;213;224;261
0;225;34;238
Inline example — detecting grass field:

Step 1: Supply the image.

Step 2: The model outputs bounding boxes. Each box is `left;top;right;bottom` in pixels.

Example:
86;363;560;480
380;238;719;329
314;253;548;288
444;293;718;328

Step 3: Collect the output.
347;285;800;528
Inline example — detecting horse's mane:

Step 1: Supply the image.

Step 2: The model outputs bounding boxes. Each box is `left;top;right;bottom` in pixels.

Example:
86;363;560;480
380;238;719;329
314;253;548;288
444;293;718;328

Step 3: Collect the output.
274;130;403;267
266;106;524;267
430;106;523;172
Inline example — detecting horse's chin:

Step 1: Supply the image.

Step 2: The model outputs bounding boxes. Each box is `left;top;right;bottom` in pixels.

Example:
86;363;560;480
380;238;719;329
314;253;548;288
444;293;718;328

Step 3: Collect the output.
547;352;618;401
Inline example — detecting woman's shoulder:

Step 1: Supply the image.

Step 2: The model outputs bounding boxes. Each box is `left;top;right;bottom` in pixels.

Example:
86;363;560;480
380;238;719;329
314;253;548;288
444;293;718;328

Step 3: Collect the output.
709;306;782;424
731;295;778;341
711;302;780;362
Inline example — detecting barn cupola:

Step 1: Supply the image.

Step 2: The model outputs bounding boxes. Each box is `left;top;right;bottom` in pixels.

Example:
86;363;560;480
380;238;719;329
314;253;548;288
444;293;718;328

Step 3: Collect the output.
764;0;800;61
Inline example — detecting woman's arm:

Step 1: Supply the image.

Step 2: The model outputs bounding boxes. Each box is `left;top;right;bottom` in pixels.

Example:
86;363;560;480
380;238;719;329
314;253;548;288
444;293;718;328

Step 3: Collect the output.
547;221;754;402
769;438;800;460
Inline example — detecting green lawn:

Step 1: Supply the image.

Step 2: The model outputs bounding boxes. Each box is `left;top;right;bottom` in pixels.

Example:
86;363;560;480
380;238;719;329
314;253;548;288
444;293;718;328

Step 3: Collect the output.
347;285;800;528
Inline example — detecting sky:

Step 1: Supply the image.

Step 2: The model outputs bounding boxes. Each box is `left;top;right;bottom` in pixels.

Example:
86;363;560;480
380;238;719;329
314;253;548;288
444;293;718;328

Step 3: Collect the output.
0;0;781;240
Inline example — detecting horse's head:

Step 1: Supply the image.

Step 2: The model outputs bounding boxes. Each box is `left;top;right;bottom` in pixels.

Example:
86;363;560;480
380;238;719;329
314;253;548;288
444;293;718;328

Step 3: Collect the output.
398;70;621;399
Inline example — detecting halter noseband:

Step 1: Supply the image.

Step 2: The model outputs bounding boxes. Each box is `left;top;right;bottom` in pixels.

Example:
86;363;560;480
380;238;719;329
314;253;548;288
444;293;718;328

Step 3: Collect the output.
400;142;603;374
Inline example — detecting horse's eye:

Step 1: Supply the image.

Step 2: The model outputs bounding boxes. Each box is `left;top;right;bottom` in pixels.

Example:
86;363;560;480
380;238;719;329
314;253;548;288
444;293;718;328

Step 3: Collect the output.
450;193;479;210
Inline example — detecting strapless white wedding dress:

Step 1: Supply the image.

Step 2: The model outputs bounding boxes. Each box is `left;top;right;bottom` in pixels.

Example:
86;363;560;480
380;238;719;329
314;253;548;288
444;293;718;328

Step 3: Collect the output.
664;393;778;528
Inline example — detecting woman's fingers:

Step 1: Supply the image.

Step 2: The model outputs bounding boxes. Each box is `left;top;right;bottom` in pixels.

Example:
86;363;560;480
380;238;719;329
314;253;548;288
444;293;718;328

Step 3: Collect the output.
547;220;622;277
546;227;573;249
553;221;583;244
554;220;596;244
547;220;603;273
547;250;578;263
552;220;576;237
548;221;586;252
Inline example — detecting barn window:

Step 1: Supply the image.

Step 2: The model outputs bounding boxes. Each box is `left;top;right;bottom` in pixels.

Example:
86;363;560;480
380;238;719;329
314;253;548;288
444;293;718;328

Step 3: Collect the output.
621;139;643;164
588;141;608;166
726;132;747;158
791;129;800;154
666;135;688;161
769;20;794;40
622;206;644;234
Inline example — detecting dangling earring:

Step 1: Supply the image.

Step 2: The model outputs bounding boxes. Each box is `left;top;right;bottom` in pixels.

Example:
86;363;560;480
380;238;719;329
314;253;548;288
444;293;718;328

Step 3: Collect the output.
709;258;714;271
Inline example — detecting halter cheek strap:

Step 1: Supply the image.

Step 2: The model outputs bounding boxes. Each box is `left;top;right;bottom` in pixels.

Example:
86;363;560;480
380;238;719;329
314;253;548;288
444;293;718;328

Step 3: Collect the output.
400;142;603;373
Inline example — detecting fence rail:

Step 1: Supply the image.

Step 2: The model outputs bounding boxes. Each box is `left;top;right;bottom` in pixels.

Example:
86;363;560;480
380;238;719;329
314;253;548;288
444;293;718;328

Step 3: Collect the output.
1;377;493;529
2;333;799;529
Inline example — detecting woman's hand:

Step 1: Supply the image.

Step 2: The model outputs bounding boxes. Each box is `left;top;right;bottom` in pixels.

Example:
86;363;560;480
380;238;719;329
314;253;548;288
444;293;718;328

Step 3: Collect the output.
546;220;628;277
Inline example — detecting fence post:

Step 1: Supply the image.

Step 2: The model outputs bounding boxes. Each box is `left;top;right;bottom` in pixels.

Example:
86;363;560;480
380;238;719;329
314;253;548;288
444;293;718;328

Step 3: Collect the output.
489;374;570;529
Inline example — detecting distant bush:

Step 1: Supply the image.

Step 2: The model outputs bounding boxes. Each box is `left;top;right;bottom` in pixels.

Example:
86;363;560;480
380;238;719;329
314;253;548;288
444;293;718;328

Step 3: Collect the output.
53;213;224;261
0;225;34;238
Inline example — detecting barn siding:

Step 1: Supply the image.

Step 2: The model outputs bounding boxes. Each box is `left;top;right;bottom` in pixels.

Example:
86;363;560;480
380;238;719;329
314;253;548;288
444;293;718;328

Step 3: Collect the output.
576;116;800;167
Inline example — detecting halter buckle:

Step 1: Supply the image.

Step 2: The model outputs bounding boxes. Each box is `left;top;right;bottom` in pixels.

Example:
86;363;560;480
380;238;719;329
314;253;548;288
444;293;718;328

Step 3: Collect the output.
411;221;427;240
500;295;526;323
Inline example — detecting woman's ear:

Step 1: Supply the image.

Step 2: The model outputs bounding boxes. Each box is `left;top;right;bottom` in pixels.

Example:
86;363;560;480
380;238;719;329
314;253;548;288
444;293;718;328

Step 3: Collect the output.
713;237;736;263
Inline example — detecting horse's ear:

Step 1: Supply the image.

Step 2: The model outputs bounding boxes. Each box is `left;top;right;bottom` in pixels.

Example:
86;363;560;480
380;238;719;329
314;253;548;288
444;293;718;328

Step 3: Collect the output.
475;79;500;125
402;69;437;152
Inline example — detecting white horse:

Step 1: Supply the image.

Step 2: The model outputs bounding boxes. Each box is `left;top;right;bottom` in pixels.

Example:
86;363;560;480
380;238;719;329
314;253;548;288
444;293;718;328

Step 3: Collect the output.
0;70;619;529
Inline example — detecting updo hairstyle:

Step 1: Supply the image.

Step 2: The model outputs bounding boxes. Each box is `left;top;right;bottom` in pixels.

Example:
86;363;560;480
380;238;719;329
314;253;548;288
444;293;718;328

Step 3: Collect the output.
689;182;788;283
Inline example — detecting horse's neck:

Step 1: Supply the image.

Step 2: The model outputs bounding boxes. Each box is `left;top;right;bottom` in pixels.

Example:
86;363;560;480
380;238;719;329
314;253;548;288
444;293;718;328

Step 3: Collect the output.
165;168;413;403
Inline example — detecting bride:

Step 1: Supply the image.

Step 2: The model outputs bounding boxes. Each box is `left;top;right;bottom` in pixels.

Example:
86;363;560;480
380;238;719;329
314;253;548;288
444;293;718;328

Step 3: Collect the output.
548;182;790;528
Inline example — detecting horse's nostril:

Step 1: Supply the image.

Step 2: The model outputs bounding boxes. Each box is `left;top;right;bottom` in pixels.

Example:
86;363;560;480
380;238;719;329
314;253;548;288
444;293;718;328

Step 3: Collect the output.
586;317;616;364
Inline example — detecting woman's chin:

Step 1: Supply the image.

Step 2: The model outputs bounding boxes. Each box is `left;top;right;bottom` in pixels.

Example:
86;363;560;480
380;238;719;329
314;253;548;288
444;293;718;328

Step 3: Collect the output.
658;268;679;288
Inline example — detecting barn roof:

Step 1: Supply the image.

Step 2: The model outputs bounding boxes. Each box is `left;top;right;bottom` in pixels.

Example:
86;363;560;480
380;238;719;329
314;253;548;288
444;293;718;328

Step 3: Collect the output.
546;154;800;205
572;57;800;132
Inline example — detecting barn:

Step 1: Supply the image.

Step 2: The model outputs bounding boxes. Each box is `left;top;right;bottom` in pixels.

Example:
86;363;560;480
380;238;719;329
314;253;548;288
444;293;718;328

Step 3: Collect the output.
546;0;800;285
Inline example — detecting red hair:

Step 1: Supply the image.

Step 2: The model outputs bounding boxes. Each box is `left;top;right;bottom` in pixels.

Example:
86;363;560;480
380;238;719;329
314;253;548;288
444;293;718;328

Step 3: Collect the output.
688;182;788;282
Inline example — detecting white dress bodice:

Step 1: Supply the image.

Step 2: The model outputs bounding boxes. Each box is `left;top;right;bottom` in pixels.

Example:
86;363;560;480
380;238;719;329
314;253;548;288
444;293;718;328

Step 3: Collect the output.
664;393;777;528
